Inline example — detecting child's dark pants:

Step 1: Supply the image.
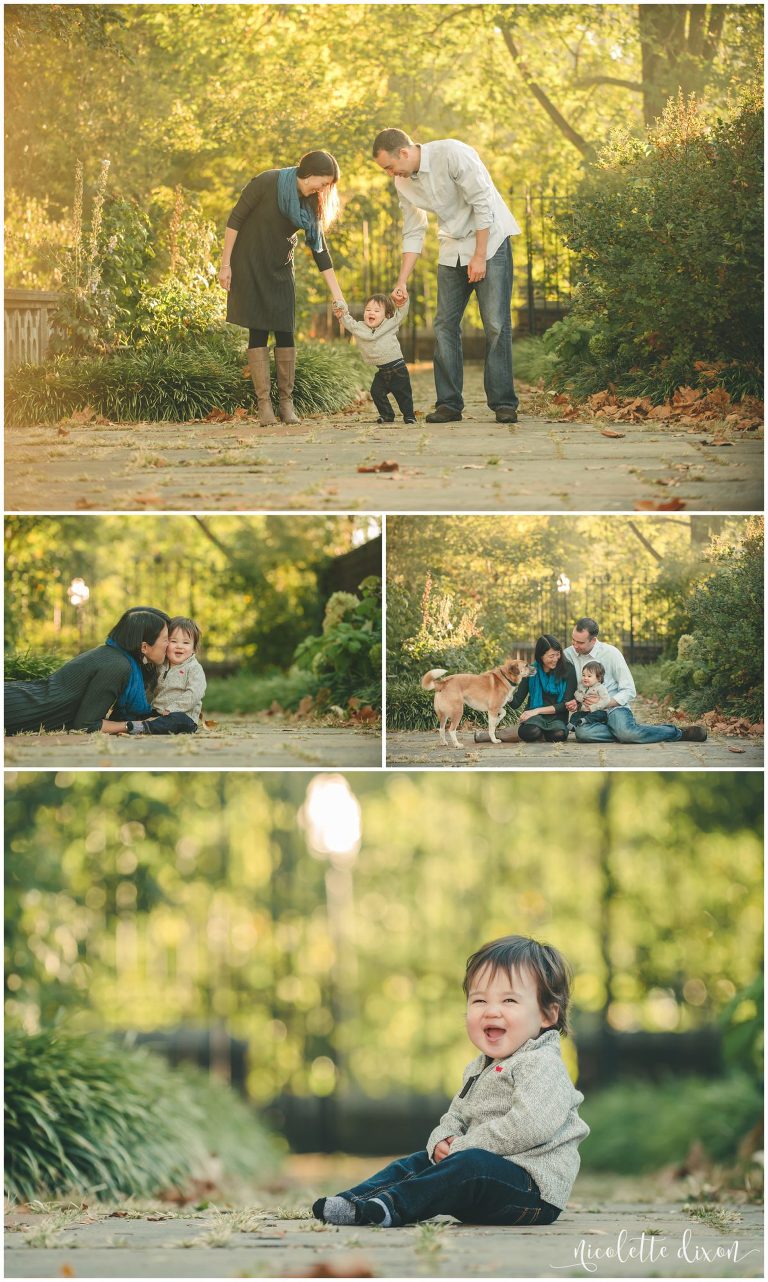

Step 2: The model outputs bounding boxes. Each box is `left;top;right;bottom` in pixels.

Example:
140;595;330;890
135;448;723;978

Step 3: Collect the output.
371;359;414;421
144;712;198;735
337;1148;561;1226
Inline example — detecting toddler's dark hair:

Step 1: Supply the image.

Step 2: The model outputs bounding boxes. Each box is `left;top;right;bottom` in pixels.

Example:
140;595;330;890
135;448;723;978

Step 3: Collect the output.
168;616;202;650
463;935;573;1035
366;293;396;319
582;660;605;682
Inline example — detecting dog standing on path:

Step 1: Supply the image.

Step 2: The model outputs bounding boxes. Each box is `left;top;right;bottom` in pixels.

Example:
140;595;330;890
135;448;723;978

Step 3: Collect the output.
421;659;532;748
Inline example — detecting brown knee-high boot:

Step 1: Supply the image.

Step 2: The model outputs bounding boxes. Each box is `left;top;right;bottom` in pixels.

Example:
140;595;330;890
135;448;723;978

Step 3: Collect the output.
247;347;277;424
275;347;299;423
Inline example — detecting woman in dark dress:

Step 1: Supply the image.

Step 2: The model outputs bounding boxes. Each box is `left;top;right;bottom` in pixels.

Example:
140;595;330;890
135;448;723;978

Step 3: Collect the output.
219;150;345;424
510;634;578;744
5;608;173;736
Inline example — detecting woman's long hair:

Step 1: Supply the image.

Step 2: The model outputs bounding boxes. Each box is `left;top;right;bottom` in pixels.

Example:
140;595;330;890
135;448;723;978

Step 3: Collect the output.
108;607;170;695
534;633;569;680
297;150;341;230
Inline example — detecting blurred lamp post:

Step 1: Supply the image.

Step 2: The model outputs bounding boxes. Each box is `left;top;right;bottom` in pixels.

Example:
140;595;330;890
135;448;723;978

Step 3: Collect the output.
556;572;571;639
67;578;90;646
300;774;362;1091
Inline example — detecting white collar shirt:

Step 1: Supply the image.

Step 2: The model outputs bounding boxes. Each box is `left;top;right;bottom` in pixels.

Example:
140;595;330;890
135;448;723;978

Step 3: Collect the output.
563;639;636;707
394;139;521;267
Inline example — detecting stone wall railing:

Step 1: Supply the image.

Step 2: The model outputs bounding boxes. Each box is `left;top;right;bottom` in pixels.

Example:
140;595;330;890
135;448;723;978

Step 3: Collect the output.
5;288;60;369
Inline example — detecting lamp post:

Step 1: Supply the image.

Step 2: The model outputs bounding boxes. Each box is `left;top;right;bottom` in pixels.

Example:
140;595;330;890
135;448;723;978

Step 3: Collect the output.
556;573;571;640
67;578;90;647
299;775;361;1089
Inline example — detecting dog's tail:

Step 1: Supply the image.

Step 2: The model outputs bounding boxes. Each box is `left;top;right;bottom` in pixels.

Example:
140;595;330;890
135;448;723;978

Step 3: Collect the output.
421;668;449;690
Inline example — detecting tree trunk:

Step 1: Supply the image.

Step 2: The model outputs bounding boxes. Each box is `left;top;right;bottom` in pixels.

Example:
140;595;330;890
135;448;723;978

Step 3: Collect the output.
638;4;727;127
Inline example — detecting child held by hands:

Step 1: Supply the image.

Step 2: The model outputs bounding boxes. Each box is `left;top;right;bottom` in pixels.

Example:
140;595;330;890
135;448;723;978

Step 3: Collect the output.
333;293;415;424
312;934;588;1228
570;660;612;729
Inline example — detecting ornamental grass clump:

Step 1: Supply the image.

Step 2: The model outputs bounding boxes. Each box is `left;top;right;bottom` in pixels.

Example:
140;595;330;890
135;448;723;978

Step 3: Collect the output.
5;337;367;426
5;1027;282;1202
5;651;61;681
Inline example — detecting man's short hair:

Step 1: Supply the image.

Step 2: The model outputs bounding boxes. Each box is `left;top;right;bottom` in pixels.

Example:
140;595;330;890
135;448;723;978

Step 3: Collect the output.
582;660;605;682
372;128;413;157
574;617;599;637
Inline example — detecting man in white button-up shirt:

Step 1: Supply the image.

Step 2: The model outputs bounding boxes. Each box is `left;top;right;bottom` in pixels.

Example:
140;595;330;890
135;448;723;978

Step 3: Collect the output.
564;618;707;744
372;129;521;425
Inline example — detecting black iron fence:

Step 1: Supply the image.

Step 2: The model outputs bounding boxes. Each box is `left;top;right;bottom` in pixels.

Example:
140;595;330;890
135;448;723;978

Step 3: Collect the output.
322;184;576;358
507;574;676;664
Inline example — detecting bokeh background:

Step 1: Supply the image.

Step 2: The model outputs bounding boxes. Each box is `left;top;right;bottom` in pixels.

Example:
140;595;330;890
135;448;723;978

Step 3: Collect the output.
5;771;762;1201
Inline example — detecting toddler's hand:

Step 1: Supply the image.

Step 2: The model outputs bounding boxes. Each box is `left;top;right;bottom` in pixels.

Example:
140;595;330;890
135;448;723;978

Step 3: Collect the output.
433;1138;454;1163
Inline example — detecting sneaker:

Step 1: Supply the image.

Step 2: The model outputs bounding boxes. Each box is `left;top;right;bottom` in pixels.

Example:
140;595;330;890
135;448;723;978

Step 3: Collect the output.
403;416;417;423
495;407;518;423
425;405;462;423
680;725;708;741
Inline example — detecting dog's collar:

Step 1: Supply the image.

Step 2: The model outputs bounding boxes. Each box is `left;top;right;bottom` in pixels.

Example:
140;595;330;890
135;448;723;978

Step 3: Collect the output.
494;668;514;690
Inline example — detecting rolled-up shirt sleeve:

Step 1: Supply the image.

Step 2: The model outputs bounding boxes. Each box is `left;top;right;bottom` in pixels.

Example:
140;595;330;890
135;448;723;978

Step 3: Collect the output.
448;149;494;232
608;651;636;706
398;188;429;254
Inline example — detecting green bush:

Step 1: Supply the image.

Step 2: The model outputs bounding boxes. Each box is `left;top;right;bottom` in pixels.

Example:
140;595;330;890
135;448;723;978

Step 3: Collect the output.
581;1073;762;1173
5;651;61;680
546;88;764;400
658;519;763;718
205;669;321;714
6;336;368;425
294;578;382;710
4;1026;280;1201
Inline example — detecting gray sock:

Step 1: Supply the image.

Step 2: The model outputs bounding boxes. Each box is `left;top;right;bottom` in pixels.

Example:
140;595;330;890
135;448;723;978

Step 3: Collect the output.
128;721;146;735
321;1196;358;1225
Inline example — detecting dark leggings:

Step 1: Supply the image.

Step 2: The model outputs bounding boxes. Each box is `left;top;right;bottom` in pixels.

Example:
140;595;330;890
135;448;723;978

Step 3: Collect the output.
248;329;294;348
519;715;568;743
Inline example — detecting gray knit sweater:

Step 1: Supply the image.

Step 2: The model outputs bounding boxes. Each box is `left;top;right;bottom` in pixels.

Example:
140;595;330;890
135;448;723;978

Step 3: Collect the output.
154;654;206;722
337;300;409;366
426;1031;589;1209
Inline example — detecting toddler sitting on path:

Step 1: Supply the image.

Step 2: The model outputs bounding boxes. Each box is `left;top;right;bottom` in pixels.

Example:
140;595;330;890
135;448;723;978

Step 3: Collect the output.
128;616;207;736
333;294;415;424
312;934;589;1227
570;660;613;730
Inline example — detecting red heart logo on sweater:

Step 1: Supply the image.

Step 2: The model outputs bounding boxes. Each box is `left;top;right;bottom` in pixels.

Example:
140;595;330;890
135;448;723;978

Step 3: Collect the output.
494;1065;503;1072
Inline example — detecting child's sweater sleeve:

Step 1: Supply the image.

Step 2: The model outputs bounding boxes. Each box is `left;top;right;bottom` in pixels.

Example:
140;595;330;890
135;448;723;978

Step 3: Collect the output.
425;1060;478;1159
337;307;372;339
448;1057;577;1158
338;300;409;341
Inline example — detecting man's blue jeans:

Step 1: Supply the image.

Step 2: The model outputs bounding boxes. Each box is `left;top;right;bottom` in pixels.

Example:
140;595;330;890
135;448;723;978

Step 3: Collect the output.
573;705;682;744
433;238;517;414
337;1148;560;1226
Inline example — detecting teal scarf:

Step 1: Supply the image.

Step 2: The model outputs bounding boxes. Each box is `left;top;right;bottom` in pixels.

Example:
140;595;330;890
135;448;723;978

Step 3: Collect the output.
106;639;152;718
527;661;567;709
276;166;324;253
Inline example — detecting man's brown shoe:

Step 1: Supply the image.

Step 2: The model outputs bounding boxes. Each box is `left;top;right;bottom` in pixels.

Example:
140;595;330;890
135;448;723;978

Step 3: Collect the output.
496;407;518;423
680;725;708;741
425;405;462;423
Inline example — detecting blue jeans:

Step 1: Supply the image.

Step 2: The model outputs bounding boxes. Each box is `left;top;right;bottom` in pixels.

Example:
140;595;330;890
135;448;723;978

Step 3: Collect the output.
144;711;197;735
337;1148;560;1226
573;705;682;744
433;239;517;413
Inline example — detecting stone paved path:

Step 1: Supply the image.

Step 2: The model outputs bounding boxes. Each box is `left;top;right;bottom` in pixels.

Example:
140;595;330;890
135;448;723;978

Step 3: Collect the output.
6;367;762;514
4;719;381;769
386;699;763;769
5;1198;763;1278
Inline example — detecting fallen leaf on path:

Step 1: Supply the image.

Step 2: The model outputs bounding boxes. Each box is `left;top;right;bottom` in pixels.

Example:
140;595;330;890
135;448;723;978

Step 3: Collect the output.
282;1261;375;1278
634;498;687;510
203;719;218;729
728;746;746;754
107;1211;128;1218
463;463;485;469
205;407;231;423
600;429;626;438
57;426;71;438
296;695;315;716
74;498;100;509
357;460;399;473
59;1268;75;1278
699;438;734;447
233;407;250;420
132;494;162;506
